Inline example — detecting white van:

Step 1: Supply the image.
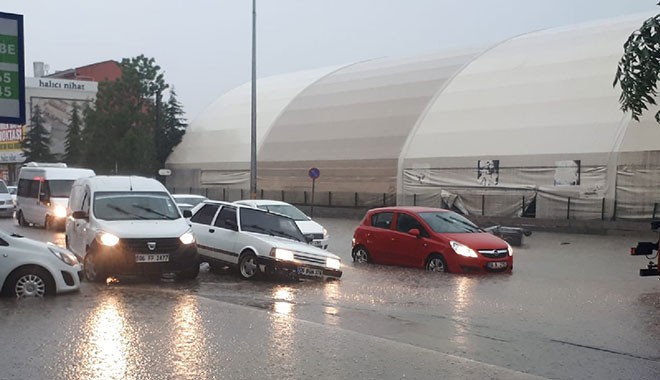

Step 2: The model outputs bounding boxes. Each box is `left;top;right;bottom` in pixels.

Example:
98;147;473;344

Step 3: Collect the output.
16;163;95;230
65;175;199;282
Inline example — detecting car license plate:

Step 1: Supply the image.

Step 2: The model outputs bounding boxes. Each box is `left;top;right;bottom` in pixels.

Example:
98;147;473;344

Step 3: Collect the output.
297;266;323;277
488;261;508;269
135;254;169;263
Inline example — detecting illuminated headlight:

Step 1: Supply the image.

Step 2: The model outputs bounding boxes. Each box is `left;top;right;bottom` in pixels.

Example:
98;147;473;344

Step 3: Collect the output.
97;232;120;247
48;243;78;266
326;257;341;270
53;205;67;218
323;228;329;239
507;243;513;257
270;248;294;261
179;230;195;245
450;241;478;258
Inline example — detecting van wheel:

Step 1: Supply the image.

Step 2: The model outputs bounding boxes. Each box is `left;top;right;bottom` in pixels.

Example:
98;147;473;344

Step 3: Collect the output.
17;211;27;227
84;252;107;283
178;263;200;281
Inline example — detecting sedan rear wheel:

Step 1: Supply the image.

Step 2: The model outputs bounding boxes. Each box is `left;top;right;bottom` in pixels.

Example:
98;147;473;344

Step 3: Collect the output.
238;252;260;280
426;254;448;273
352;246;370;264
4;267;54;297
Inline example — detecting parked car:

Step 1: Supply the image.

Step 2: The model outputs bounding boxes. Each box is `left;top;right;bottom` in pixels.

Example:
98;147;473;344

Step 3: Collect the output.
352;206;513;273
172;194;209;214
0;229;82;297
190;200;342;280
234;199;329;249
65;176;199;282
0;180;15;218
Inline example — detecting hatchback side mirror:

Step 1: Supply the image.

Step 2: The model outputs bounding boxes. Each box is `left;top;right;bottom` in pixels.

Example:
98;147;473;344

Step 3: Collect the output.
408;228;421;237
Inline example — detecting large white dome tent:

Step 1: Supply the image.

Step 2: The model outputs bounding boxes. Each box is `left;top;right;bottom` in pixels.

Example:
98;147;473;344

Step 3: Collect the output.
166;13;660;220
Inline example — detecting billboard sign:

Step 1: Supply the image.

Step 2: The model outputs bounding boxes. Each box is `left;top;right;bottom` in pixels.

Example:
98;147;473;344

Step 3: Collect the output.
0;12;24;125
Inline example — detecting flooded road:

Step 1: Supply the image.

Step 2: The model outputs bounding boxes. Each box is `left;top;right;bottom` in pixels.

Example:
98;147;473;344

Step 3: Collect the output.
1;217;658;379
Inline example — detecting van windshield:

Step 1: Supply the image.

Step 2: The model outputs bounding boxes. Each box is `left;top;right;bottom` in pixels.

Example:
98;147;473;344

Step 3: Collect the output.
93;192;181;221
48;180;75;197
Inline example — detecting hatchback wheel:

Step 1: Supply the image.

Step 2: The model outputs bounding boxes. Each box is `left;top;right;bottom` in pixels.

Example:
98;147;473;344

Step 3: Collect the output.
4;267;54;298
352;246;370;264
426;254;448;273
238;252;260;280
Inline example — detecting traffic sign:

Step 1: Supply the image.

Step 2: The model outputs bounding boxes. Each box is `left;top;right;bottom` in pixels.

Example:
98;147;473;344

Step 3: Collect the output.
0;12;25;125
308;167;320;179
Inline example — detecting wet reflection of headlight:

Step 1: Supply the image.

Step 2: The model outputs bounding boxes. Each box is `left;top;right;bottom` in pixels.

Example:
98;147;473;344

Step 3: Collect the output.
270;248;294;261
54;205;67;218
326;257;340;270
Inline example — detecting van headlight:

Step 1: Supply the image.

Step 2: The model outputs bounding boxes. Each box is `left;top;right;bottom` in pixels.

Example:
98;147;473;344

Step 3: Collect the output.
48;243;79;266
450;241;478;258
323;228;329;239
270;248;294;261
326;257;341;270
53;205;67;218
97;232;120;247
179;230;195;245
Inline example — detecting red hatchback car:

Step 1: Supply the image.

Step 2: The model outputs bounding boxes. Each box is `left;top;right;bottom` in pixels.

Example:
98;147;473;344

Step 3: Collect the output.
352;207;513;273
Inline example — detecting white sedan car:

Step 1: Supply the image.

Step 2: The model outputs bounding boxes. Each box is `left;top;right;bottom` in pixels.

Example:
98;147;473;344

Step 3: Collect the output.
0;229;82;297
234;199;329;249
190;201;342;281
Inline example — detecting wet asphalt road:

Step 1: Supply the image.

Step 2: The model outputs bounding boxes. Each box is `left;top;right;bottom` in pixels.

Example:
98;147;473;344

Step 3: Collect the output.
0;217;659;380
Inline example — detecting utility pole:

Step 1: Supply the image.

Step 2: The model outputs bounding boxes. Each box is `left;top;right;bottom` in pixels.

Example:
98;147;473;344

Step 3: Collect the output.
250;0;258;199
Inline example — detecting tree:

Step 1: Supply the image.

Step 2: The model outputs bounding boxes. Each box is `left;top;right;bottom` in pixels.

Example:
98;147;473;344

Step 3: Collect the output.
614;8;660;123
64;103;84;165
156;87;188;166
82;55;169;175
21;105;53;162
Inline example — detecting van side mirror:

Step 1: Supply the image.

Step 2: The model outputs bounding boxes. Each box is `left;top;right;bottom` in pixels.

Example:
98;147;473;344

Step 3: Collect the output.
182;210;192;218
72;210;88;220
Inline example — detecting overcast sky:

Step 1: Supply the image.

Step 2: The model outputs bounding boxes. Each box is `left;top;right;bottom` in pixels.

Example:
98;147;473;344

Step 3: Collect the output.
2;0;657;122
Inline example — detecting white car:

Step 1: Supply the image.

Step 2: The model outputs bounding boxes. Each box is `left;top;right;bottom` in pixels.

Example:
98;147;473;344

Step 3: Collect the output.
0;229;82;297
172;194;208;214
190;200;342;281
0;180;16;218
234;199;329;249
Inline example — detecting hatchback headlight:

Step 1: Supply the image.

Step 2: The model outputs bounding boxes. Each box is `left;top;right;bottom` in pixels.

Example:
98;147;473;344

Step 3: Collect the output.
270;248;294;261
97;232;120;247
179;230;195;245
323;228;329;239
48;243;78;266
450;241;478;258
326;257;341;270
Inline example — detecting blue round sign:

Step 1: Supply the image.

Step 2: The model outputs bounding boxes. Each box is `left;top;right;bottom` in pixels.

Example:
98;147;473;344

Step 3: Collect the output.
308;167;320;179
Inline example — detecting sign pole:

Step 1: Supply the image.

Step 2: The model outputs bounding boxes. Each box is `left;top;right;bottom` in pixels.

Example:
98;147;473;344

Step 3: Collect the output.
308;167;320;218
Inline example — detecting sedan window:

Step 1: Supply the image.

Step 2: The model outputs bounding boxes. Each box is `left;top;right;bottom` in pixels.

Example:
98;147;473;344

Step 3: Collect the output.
419;211;481;233
190;204;220;225
214;206;237;230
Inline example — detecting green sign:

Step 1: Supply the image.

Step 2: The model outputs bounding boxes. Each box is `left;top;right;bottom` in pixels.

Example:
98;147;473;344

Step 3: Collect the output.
0;12;24;125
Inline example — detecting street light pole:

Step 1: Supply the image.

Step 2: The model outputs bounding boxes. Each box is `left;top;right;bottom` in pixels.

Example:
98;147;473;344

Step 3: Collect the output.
249;0;258;199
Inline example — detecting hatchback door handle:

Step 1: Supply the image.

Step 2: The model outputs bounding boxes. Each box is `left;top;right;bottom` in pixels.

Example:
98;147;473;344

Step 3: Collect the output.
209;228;215;233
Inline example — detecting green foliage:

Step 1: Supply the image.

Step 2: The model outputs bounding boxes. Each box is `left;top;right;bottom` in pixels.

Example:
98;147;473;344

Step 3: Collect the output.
156;87;188;165
64;103;84;166
82;54;183;175
614;10;660;123
21;105;53;162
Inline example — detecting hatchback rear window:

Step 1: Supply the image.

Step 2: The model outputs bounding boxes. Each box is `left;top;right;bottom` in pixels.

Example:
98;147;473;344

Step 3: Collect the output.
371;212;393;229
